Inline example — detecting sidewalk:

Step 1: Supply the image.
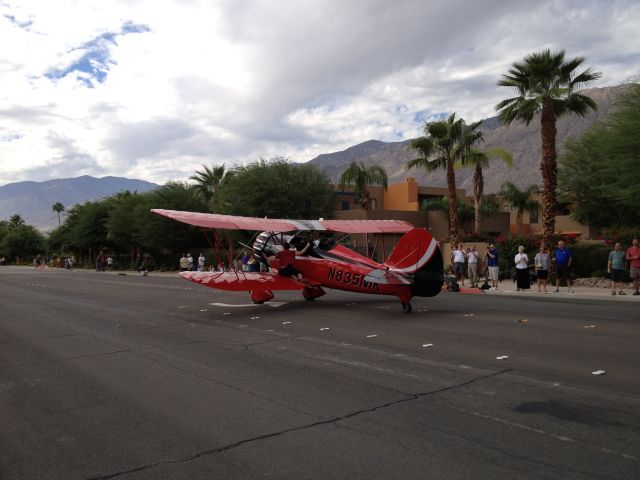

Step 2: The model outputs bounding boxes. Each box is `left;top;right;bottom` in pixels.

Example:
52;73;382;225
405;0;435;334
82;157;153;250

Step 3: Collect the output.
477;283;640;302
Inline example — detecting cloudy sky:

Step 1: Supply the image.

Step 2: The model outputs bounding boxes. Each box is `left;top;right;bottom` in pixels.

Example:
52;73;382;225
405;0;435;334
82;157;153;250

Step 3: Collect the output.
0;0;638;186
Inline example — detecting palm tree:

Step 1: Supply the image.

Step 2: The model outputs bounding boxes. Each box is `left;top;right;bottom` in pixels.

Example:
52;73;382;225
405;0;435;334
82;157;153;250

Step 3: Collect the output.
339;161;388;211
407;113;480;246
189;164;228;211
496;49;601;246
52;202;65;226
499;182;539;234
8;214;25;230
462;147;512;233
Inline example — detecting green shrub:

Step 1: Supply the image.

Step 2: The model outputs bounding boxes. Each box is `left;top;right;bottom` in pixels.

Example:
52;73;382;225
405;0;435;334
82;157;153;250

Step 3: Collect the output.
570;243;610;278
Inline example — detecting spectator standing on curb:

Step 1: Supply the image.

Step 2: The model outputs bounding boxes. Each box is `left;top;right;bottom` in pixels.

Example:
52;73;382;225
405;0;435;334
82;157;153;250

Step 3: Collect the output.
179;254;188;271
514;245;530;291
626;238;640;295
608;242;627;295
198;253;205;272
534;245;550;292
187;253;194;271
553;240;573;293
467;245;479;288
486;244;499;290
451;244;466;287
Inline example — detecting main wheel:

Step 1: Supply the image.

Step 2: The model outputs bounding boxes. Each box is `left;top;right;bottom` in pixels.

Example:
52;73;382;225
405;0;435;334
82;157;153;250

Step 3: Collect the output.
401;302;412;313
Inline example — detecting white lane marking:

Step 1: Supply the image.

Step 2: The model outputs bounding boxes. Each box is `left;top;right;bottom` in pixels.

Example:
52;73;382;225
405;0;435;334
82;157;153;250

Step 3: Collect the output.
209;302;289;308
455;405;639;462
316;356;420;379
282;321;292;325
422;343;434;348
591;370;606;375
366;334;378;338
320;327;330;331
496;355;509;360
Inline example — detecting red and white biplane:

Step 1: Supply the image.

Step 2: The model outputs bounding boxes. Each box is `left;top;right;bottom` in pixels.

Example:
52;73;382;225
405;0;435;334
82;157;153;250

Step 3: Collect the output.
151;209;445;313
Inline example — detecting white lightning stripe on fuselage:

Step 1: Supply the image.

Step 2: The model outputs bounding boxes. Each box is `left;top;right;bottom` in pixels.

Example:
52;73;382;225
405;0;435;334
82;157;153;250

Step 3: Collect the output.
390;237;438;274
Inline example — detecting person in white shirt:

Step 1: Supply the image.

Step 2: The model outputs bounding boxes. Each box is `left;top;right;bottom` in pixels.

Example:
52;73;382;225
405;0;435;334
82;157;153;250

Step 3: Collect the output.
198;253;205;272
466;245;479;288
514;245;530;291
451;244;466;286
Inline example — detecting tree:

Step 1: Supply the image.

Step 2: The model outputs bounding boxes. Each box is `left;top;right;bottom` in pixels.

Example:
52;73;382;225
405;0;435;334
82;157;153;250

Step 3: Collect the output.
338;161;388;211
105;192;144;254
189;164;229;211
462;146;512;233
407;113;480;245
1;224;45;260
496;49;601;246
134;182;210;254
218;159;336;219
422;196;474;229
8;214;25;230
52;202;65;226
559;82;640;227
499;182;539;234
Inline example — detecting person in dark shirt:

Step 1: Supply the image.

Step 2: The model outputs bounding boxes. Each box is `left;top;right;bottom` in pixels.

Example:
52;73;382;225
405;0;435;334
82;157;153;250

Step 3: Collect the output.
485;244;499;290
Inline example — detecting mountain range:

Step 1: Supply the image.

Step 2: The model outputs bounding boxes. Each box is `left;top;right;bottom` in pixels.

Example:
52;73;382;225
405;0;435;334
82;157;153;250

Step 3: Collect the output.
0;85;626;231
0;176;159;231
308;84;628;194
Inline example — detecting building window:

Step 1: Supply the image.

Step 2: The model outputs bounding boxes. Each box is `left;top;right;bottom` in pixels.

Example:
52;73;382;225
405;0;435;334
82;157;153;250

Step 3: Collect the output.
529;208;539;224
341;200;350;211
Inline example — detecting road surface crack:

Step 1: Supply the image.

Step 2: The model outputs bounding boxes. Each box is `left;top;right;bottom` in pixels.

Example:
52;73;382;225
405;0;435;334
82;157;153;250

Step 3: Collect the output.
85;368;511;480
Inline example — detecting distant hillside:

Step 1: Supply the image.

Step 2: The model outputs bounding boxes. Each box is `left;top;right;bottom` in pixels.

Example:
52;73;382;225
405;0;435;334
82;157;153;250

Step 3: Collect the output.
309;85;629;195
0;175;159;231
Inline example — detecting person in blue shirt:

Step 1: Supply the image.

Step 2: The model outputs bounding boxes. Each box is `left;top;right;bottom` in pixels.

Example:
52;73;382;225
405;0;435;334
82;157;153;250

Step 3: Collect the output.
485;243;499;290
608;242;627;295
553;240;573;293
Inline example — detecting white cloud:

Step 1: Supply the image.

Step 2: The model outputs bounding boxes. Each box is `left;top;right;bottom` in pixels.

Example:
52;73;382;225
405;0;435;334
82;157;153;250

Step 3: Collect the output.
0;0;638;185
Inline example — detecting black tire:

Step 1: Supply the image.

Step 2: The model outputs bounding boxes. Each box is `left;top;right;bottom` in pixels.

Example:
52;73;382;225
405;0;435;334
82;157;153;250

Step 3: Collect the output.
401;302;412;313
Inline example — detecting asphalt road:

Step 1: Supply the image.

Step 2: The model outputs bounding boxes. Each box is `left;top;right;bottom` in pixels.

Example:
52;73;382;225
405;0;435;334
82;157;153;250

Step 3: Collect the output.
1;266;639;480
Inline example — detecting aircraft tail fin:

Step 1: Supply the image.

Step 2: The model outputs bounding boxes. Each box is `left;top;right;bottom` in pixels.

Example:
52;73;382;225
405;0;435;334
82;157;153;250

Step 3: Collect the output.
384;228;443;297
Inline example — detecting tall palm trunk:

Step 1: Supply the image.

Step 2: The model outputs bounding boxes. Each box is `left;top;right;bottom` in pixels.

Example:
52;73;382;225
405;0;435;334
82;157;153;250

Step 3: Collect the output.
446;159;459;245
516;212;524;234
540;100;557;247
473;165;483;233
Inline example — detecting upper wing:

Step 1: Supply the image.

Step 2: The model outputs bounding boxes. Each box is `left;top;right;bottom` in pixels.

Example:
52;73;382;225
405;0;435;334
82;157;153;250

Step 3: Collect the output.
179;271;308;291
151;209;413;233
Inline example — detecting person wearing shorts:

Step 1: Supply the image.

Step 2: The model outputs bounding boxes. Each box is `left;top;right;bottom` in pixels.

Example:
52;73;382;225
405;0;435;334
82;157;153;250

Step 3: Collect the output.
626;238;640;295
486;244;499;290
553;240;573;293
608;242;627;295
534;245;550;292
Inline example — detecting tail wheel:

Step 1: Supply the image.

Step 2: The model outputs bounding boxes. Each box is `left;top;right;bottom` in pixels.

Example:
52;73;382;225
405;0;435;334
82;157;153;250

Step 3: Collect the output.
401;302;412;314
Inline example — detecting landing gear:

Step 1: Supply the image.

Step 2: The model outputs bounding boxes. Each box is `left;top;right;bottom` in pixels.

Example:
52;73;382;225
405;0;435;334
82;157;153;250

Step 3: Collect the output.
251;290;274;304
401;302;412;313
302;285;326;301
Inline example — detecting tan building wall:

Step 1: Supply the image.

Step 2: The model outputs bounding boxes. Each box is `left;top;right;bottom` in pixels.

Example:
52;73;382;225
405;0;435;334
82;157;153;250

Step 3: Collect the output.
498;193;591;239
383;178;419;211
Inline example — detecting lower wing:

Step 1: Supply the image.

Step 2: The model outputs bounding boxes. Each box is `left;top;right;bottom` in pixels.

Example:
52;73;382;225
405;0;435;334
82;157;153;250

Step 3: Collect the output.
179;271;309;291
